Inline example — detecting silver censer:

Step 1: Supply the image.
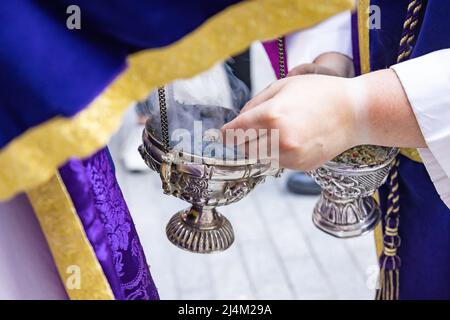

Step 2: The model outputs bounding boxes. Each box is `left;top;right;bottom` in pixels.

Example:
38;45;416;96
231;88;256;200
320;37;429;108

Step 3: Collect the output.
139;38;286;254
139;124;281;253
139;37;398;254
308;147;399;238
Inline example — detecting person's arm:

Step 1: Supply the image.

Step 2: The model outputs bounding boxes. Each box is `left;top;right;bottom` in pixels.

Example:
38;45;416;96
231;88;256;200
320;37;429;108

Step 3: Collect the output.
352;68;426;148
221;53;438;170
391;49;450;207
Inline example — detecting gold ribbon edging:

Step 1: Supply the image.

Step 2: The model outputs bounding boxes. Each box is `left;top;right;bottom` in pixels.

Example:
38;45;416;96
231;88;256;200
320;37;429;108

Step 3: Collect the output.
0;0;354;200
27;173;114;300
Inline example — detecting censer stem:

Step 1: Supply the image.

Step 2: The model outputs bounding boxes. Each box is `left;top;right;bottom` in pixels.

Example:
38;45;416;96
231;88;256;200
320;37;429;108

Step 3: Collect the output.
166;206;234;254
312;191;381;238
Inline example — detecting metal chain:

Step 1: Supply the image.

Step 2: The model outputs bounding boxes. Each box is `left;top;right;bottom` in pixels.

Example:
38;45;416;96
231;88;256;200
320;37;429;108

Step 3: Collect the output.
276;37;286;175
157;86;170;152
277;37;286;79
157;40;287;153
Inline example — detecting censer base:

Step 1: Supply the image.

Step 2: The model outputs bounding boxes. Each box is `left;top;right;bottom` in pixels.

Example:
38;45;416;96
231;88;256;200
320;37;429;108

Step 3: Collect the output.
166;206;234;253
312;193;381;238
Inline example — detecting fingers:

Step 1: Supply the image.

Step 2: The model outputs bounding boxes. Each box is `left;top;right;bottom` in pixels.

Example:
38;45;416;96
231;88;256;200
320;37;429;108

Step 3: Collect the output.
222;98;275;133
287;63;339;77
239;78;287;114
240;63;322;115
222;99;276;158
287;63;318;77
240;131;276;160
237;131;267;161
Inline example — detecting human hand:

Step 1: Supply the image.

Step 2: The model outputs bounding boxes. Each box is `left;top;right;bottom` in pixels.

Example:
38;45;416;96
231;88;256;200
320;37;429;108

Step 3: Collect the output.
222;66;425;171
287;51;355;78
286;63;340;77
221;74;364;170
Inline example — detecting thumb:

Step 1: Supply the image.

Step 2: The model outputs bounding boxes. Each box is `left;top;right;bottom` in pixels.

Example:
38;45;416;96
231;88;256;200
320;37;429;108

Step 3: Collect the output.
287;63;319;77
287;63;339;77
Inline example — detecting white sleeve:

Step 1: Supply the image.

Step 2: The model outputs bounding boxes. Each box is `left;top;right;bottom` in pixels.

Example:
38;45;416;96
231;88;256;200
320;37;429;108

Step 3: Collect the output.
286;11;352;70
391;49;450;208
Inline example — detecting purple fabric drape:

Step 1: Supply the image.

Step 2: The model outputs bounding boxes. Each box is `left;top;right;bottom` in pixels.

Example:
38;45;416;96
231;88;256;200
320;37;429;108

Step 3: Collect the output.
262;37;288;79
59;148;159;300
351;11;362;76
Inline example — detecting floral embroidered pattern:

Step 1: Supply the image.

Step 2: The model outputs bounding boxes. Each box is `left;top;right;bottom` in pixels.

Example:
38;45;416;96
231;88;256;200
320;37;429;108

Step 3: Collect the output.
85;149;159;300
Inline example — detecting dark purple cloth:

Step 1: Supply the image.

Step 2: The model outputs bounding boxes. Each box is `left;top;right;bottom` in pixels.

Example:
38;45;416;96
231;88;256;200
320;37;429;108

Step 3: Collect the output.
351;11;361;76
59;148;159;300
372;0;450;299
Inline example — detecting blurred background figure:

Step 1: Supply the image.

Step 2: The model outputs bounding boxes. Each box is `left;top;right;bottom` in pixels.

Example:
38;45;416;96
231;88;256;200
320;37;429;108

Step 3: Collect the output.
252;11;353;196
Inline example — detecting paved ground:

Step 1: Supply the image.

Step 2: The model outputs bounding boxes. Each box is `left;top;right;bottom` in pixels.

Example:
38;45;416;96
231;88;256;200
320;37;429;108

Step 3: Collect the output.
110;146;378;300
109;42;378;300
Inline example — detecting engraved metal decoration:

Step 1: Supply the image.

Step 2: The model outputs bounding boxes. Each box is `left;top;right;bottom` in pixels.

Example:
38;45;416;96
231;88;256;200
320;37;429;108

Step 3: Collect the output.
139;126;281;253
139;39;286;254
140;34;395;252
308;147;399;238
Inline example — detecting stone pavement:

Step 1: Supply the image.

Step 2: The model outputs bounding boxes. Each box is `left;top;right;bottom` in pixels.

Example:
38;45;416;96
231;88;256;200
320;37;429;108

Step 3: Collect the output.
111;148;377;299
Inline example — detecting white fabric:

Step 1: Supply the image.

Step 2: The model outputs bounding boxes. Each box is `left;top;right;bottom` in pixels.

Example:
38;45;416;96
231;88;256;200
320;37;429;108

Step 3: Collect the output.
250;42;277;96
0;194;67;299
391;49;450;208
286;11;353;69
173;63;233;109
250;11;353;96
119;105;149;172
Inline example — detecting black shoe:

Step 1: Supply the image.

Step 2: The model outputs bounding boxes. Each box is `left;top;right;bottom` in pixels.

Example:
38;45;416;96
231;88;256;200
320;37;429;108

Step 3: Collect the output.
286;172;321;195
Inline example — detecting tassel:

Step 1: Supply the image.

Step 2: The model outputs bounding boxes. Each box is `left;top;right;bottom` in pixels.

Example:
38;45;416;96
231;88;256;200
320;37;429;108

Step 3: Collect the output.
376;160;401;300
375;0;424;300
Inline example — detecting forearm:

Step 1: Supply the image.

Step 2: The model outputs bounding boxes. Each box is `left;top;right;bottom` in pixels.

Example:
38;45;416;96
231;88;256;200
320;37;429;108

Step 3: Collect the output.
350;69;426;148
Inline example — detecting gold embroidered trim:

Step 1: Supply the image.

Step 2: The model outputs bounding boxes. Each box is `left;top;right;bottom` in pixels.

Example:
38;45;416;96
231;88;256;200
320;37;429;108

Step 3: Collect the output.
0;0;353;200
400;147;422;163
27;173;114;300
372;191;384;258
361;3;385;262
357;0;371;75
374;224;384;257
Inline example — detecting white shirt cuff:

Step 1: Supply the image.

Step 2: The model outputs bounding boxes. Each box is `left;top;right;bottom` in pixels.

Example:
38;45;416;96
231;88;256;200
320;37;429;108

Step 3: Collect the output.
391;49;450;208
